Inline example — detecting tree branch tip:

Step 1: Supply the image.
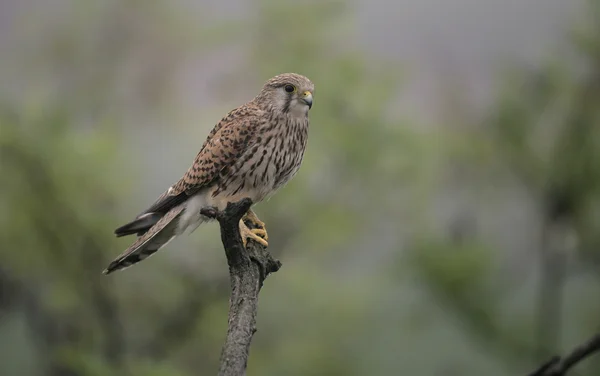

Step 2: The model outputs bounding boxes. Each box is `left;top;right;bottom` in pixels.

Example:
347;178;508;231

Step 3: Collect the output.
223;198;253;220
528;356;560;376
200;198;254;223
528;332;600;376
200;206;220;220
267;258;282;274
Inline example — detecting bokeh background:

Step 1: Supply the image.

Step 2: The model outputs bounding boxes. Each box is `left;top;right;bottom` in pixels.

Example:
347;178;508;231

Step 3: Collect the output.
1;0;599;375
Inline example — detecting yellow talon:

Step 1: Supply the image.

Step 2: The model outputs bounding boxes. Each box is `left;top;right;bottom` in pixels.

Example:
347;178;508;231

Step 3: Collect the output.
239;219;269;248
242;209;269;241
251;228;268;239
244;209;266;229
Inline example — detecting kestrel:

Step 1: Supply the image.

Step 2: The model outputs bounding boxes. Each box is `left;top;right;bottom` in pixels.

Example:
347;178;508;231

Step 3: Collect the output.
103;73;314;274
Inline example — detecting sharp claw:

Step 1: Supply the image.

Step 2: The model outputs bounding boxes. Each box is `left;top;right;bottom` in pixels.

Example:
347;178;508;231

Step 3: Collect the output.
251;228;269;241
239;220;269;248
244;210;266;229
252;235;269;247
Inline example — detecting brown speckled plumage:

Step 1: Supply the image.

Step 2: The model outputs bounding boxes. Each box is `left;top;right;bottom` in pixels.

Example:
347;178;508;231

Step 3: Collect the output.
104;73;314;274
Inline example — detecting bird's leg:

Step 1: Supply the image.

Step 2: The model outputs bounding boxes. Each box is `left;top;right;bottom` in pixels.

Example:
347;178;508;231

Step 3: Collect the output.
242;209;268;241
239;218;269;248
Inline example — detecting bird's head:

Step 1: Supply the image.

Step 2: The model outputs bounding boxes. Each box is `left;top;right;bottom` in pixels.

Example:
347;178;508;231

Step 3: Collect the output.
254;73;314;117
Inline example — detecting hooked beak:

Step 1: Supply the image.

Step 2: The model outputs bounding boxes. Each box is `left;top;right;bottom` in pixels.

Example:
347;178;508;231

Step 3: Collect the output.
301;91;313;109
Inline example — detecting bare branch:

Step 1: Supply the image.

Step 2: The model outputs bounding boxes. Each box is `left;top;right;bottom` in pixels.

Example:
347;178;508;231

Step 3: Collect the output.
527;333;600;376
201;198;281;376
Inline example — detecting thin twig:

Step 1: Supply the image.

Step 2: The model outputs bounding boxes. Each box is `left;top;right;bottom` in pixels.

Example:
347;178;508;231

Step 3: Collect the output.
527;333;600;376
201;198;281;376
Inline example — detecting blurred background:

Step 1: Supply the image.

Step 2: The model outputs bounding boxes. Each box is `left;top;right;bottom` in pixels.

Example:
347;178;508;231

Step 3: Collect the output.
1;0;599;375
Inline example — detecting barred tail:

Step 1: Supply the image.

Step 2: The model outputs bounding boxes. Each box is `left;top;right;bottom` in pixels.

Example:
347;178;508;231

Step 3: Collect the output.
103;206;185;274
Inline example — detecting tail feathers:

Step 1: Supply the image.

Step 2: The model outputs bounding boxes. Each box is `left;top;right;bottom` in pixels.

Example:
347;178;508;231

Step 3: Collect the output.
103;206;184;275
114;212;163;237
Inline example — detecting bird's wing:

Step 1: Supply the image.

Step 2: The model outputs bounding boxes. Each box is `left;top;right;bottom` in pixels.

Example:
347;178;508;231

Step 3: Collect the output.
107;103;265;270
162;104;263;197
138;103;264;215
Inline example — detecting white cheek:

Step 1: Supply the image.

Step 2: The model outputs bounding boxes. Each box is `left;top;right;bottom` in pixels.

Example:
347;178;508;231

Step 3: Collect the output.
289;99;309;116
272;94;288;110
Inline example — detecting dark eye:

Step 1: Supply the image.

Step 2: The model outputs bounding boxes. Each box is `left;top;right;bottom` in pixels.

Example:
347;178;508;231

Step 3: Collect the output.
284;84;296;93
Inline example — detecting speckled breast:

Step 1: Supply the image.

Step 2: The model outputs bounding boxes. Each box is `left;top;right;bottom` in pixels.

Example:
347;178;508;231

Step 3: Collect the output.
217;116;309;204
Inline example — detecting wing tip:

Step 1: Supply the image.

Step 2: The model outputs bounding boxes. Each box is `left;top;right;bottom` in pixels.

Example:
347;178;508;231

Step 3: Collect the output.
102;261;119;275
114;212;161;237
114;224;134;237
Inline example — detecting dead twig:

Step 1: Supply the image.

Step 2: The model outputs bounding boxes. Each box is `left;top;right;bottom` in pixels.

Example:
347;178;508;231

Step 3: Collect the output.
201;198;281;376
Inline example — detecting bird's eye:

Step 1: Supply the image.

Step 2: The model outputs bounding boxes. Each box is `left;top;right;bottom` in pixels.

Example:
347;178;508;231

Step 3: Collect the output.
284;84;296;93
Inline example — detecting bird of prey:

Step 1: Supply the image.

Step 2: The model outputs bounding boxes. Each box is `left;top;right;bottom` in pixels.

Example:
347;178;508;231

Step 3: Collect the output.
103;73;314;275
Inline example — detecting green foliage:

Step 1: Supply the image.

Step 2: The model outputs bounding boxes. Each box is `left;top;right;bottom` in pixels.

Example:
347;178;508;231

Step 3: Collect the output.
403;2;600;375
2;0;600;375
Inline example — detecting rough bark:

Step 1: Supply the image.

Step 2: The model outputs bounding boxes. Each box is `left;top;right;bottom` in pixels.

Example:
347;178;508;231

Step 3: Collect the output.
201;198;281;376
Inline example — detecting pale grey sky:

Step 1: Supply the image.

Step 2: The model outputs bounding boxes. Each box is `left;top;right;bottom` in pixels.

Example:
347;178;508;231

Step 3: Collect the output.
0;0;582;118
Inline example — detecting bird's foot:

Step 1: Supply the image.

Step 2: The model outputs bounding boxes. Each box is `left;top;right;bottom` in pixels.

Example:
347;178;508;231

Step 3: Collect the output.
239;218;269;248
242;210;268;241
243;210;266;230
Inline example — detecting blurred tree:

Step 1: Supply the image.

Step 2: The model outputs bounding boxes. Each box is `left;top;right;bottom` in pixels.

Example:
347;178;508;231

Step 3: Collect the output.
407;0;600;375
4;0;598;375
0;1;232;375
0;0;417;374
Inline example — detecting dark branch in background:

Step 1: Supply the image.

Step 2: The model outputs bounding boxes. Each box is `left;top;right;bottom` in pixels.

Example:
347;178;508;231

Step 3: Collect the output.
201;198;281;376
527;333;600;376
